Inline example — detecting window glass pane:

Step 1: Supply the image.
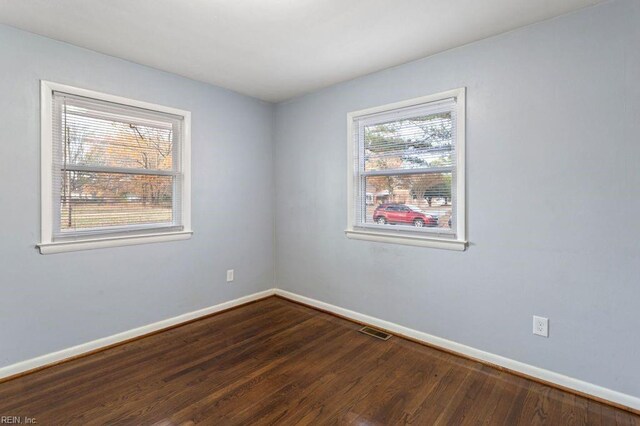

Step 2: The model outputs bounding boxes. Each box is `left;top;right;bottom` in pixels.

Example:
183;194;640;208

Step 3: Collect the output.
364;172;453;230
62;105;175;171
364;112;453;172
59;172;174;231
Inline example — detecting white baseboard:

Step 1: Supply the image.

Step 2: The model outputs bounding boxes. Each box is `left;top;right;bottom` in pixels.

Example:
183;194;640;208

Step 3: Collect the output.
0;288;276;381
274;289;640;413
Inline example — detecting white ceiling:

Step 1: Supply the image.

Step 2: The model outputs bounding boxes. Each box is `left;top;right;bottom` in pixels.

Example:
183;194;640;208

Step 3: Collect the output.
0;0;603;102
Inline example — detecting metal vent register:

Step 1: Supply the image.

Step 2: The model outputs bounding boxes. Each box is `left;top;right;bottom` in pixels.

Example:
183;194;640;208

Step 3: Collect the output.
359;326;392;341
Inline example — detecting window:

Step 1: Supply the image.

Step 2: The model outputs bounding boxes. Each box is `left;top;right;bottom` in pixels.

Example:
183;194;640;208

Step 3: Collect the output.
346;88;466;250
38;81;191;254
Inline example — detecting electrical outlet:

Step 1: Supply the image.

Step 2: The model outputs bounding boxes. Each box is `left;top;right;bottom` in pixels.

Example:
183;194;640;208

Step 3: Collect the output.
226;269;234;282
533;315;549;337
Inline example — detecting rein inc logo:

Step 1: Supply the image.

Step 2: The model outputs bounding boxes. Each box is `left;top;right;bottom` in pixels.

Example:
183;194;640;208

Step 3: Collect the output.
0;417;36;424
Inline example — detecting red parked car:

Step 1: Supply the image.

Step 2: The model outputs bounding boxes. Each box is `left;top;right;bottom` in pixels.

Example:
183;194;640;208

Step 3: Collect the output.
372;203;438;227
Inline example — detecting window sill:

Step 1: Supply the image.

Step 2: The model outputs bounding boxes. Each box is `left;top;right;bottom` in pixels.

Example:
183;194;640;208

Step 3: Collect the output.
345;229;467;251
37;230;193;254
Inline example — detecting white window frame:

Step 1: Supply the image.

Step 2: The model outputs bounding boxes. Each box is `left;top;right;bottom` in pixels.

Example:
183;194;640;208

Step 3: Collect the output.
345;88;467;251
38;81;192;254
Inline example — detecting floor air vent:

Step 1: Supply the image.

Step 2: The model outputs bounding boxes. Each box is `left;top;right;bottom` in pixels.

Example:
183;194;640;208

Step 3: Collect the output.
359;326;392;341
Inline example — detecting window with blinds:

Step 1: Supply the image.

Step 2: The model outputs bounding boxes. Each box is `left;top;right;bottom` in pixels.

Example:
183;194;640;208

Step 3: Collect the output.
346;89;466;250
39;82;191;254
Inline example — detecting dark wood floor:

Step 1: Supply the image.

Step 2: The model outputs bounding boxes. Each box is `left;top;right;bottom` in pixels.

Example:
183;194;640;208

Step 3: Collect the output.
0;297;638;425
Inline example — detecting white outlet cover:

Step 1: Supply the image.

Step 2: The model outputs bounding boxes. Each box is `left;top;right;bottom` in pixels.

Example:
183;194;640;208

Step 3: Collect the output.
533;315;549;337
226;269;234;282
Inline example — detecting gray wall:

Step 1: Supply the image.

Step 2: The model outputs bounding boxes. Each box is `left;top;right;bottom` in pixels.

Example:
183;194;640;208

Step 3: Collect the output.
274;0;640;397
0;25;275;367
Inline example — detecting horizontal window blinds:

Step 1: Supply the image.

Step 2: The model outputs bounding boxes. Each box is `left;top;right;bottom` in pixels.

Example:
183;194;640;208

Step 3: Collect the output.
352;97;458;236
51;91;184;239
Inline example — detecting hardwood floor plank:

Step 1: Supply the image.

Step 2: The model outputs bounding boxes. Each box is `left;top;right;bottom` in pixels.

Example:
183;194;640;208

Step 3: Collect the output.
443;364;496;425
8;300;302;422
83;314;331;424
0;297;638;425
0;299;285;403
515;382;552;425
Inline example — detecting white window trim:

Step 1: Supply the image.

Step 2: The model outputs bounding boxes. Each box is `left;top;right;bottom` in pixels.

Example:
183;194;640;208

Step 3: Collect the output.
37;81;192;254
345;88;467;251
